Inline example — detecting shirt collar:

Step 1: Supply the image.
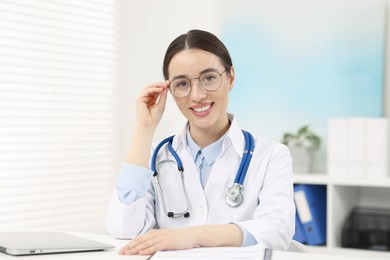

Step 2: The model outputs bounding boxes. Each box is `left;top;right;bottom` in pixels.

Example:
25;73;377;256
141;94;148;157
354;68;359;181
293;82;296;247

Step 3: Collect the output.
186;129;226;165
173;113;246;159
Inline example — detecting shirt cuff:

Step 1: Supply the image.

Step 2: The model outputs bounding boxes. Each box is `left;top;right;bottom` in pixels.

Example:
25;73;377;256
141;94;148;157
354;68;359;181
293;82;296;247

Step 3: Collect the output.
115;163;153;205
235;223;258;247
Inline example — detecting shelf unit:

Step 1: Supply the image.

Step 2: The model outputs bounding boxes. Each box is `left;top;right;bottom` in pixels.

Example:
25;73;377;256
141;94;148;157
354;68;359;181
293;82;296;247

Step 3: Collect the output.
294;173;390;258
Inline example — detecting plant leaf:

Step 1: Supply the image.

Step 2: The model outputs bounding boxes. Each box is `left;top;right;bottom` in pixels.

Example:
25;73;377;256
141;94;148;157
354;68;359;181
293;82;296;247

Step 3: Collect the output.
297;125;309;138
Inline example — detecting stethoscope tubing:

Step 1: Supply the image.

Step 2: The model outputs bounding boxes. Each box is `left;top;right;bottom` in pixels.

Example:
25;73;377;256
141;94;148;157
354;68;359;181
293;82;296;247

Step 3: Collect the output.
234;130;254;184
151;135;176;173
152;139;190;218
151;129;255;217
238;130;254;184
167;139;184;171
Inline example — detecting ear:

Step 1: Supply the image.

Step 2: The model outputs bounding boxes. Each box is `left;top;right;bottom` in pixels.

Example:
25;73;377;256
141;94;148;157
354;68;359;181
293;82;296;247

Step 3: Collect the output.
228;66;235;91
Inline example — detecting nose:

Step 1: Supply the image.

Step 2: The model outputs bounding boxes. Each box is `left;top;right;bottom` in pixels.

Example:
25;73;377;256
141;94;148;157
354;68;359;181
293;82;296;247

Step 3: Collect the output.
190;80;206;101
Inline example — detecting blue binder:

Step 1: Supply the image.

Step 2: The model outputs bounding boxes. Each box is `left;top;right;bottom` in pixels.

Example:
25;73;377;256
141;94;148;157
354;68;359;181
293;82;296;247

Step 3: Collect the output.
293;209;307;244
294;184;326;245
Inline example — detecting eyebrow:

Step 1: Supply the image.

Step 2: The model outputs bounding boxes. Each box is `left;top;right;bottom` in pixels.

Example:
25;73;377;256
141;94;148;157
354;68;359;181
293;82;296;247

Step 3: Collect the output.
170;67;221;81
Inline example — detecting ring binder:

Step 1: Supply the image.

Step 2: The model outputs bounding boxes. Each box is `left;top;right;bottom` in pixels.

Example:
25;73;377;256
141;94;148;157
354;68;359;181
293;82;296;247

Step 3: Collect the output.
294;184;326;245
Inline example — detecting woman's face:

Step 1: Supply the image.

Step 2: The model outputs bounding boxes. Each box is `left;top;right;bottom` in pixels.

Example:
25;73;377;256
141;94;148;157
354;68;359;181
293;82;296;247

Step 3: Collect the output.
168;49;234;133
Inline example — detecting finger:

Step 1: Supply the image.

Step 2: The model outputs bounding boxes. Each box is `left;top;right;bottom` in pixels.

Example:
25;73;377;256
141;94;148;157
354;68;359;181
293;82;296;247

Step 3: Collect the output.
139;84;167;100
118;247;126;255
141;86;165;97
126;242;162;256
118;233;150;255
119;236;150;254
157;88;169;108
156;80;170;106
123;237;159;255
138;244;161;256
138;88;164;106
144;81;169;91
118;239;140;255
119;241;141;255
123;229;166;255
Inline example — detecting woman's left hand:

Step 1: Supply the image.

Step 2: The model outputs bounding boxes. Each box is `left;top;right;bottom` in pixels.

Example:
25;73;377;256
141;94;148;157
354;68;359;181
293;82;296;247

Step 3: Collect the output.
118;228;198;256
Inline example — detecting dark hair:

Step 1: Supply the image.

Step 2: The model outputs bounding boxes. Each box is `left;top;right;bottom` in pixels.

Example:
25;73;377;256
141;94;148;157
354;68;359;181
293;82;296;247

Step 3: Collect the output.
162;29;233;80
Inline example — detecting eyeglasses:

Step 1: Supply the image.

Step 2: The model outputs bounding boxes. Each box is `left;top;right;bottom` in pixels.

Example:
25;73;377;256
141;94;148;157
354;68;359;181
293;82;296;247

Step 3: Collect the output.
169;69;227;98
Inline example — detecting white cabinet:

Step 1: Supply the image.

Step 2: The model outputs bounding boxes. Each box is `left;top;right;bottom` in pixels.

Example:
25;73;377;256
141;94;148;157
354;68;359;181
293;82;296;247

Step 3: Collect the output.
294;173;390;258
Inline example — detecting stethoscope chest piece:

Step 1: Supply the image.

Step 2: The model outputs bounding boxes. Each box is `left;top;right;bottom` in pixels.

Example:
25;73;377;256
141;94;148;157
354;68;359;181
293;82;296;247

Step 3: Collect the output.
225;183;243;208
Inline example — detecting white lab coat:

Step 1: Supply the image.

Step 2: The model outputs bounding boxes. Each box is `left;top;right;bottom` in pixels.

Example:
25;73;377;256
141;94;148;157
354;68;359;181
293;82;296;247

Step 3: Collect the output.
106;114;295;250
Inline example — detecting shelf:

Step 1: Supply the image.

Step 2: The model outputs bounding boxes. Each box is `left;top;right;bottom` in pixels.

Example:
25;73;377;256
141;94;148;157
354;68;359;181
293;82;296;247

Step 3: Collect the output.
331;177;390;188
294;173;390;188
293;172;390;258
293;173;328;184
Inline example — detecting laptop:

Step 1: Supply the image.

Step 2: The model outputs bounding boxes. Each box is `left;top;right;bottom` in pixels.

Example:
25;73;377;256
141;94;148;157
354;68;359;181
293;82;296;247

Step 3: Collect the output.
0;231;115;256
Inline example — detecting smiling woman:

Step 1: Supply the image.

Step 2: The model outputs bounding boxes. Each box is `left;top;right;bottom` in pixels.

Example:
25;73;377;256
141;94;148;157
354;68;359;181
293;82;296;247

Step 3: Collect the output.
0;0;120;232
167;48;233;144
105;29;295;255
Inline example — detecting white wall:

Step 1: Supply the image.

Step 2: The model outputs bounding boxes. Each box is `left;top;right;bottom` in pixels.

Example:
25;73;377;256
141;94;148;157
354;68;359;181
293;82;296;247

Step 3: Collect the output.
385;1;390;118
121;0;222;157
384;1;390;177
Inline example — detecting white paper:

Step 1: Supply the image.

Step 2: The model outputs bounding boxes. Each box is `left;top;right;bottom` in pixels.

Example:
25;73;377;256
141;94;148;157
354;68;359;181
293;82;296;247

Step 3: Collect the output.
151;245;271;260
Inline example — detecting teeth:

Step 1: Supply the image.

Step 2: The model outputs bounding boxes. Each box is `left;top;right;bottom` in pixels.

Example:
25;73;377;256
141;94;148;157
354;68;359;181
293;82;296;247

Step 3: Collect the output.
193;104;211;113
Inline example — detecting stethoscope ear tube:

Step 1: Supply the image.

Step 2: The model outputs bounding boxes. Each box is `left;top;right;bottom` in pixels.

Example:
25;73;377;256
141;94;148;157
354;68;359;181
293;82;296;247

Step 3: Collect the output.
153;170;191;218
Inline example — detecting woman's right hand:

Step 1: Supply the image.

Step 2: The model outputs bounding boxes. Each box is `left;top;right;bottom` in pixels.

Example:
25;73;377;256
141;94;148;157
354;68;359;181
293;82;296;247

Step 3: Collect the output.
135;80;170;129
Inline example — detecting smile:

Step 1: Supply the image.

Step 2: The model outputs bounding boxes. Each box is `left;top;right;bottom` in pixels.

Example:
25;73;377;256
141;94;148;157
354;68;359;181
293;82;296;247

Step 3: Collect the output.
192;104;211;113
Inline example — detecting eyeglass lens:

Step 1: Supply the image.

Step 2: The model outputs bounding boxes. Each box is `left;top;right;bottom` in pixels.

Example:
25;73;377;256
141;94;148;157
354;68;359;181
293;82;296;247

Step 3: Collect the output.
170;71;223;98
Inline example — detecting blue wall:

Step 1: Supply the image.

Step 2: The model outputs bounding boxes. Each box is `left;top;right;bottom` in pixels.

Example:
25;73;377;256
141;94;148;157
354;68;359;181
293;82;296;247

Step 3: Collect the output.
222;0;385;171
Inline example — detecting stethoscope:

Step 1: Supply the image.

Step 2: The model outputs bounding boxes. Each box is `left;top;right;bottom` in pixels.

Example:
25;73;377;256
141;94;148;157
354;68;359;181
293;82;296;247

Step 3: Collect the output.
151;130;255;218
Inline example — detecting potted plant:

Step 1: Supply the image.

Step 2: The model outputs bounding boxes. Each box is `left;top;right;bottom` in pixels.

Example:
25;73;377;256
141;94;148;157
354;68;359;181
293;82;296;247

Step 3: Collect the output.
282;125;321;173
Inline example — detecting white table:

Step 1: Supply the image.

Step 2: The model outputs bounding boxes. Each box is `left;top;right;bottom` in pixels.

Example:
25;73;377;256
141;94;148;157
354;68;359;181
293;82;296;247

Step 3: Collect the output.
0;232;387;260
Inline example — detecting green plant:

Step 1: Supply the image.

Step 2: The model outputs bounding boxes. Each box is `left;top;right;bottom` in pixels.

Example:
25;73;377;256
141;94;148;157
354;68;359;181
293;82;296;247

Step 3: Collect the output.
282;125;321;150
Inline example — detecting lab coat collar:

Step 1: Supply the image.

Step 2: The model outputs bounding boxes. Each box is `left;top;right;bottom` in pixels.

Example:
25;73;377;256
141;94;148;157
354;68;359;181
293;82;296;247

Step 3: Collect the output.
225;113;246;159
172;113;245;159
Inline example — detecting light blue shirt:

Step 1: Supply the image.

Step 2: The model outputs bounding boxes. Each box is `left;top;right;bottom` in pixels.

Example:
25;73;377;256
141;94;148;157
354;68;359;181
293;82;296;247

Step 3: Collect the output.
186;130;223;189
115;131;257;247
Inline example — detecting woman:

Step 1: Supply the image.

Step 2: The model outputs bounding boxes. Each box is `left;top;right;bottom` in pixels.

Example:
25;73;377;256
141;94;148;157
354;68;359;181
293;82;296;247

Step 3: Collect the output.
106;29;295;255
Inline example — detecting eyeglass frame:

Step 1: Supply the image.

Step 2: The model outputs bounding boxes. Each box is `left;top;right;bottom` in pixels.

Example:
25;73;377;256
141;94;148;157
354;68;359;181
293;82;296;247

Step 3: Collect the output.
168;68;229;98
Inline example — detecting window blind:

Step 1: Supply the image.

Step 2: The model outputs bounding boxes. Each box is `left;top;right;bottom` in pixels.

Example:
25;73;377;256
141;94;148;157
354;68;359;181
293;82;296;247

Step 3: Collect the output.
0;0;120;232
